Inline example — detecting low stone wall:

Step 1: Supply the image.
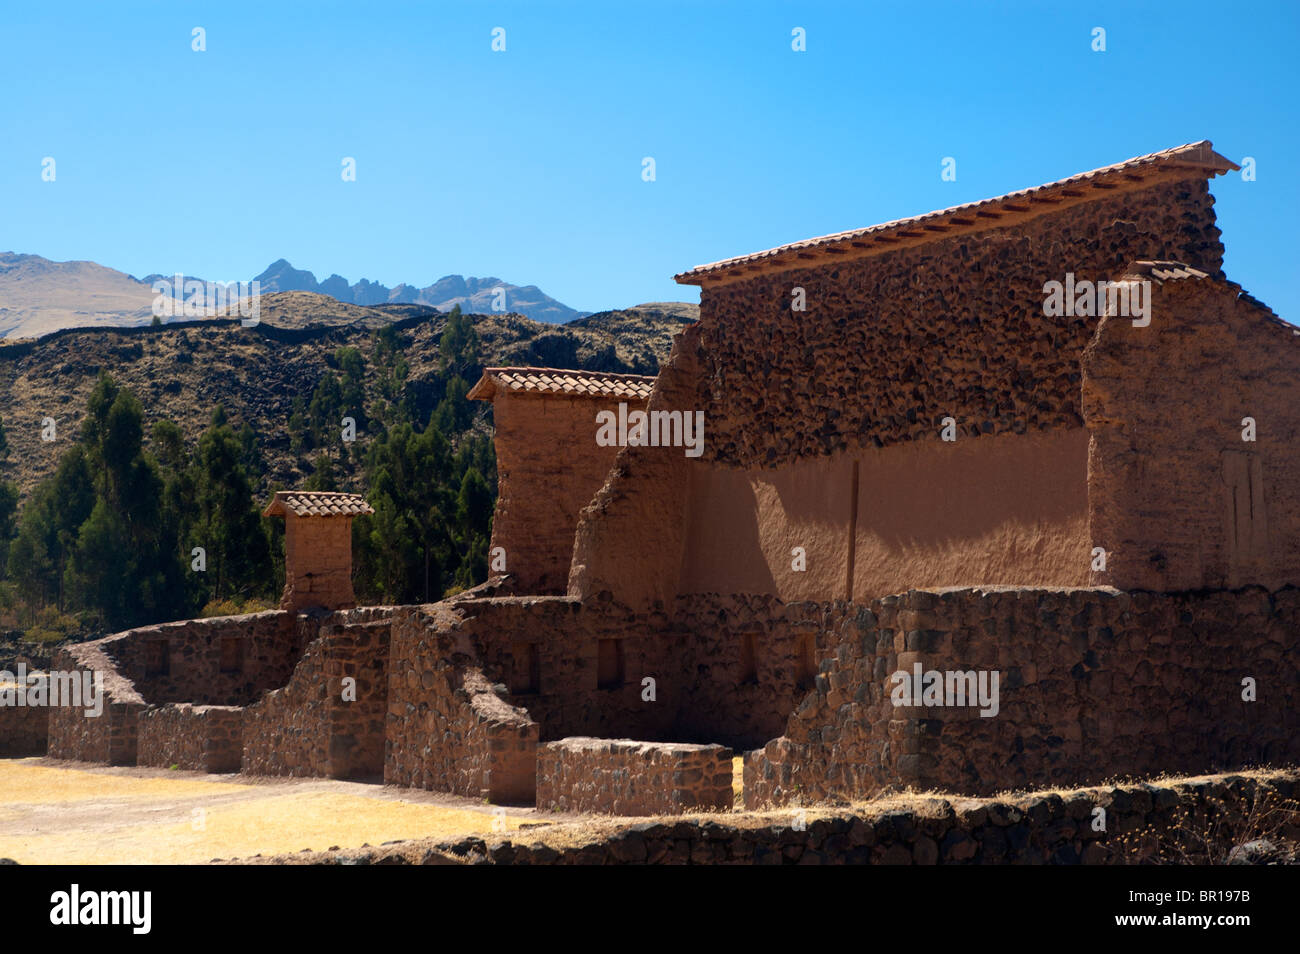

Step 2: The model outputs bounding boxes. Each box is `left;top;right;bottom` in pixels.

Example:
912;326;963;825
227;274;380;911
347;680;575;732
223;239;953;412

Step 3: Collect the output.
47;641;146;765
0;689;49;756
137;704;243;772
250;769;1299;866
537;737;733;815
745;586;1300;807
385;603;539;802
98;611;302;706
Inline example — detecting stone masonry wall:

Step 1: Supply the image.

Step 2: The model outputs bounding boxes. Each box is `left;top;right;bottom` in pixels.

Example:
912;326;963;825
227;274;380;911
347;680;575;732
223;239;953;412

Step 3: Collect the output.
536;738;733;815
242;609;392;779
47;640;147;765
694;178;1225;468
97;611;303;707
1084;275;1300;592
385;602;539;802
745;586;1300;807
137;704;243;772
0;689;50;756
304;768;1298;866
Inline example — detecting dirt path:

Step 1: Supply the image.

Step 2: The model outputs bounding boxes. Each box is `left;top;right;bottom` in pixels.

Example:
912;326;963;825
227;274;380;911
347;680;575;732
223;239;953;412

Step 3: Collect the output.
0;758;569;864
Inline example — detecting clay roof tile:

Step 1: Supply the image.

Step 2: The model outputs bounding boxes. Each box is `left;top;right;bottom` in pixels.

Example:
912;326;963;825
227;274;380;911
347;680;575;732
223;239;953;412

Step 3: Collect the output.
676;141;1240;286
263;491;376;519
467;366;657;403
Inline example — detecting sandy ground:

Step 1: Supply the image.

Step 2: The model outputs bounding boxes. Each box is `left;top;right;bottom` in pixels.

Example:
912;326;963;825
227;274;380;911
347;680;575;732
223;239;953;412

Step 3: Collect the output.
0;758;575;865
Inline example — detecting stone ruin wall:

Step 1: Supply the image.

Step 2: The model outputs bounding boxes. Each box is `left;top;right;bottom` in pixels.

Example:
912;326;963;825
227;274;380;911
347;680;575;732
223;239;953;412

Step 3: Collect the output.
137;704;243;773
1084;277;1300;592
384;602;540;802
536;738;733;816
94;611;304;707
241;607;393;779
571;177;1227;606
744;586;1300;808
44;612;312;766
347;769;1299;866
489;391;646;594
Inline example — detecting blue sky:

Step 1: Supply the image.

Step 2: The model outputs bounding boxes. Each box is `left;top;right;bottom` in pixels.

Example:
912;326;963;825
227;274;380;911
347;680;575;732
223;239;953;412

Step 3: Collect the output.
2;1;1297;317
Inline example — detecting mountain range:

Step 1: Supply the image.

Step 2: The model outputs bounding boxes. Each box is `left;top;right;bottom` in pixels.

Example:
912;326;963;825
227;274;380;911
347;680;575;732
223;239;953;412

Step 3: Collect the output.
0;253;608;338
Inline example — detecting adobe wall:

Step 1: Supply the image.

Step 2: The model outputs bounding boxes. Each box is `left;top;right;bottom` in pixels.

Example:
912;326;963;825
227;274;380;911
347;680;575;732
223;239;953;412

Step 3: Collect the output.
137;704;243;773
1084;276;1300;591
280;515;359;611
573;177;1225;605
679;429;1090;601
569;327;704;605
489;391;647;594
536;738;733;815
95;611;303;707
745;586;1300;807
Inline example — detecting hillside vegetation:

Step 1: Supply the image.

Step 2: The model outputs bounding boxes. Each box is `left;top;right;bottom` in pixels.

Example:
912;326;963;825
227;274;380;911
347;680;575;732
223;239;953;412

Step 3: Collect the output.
0;297;690;642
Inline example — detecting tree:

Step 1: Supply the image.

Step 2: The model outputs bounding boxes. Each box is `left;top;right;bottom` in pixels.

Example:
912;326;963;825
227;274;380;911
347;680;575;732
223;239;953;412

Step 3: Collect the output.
191;417;271;603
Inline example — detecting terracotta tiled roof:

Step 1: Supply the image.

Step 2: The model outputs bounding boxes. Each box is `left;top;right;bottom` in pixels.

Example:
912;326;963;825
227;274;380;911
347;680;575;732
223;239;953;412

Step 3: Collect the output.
1123;261;1211;282
1119;260;1294;333
263;491;375;518
676;141;1240;286
467;366;657;402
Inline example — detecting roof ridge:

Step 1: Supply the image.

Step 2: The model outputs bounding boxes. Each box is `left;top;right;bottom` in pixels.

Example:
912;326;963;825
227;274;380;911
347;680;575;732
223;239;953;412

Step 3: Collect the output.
677;141;1239;285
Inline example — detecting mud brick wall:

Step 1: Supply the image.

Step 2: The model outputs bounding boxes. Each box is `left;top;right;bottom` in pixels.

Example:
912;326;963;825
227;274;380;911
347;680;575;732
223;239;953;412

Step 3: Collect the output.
280;514;359;612
536;738;733;815
97;611;303;706
488;391;648;594
47;641;147;765
745;587;1300;807
0;693;50;756
571;178;1227;606
385;602;540;802
1084;276;1300;592
137;704;243;773
242;610;392;779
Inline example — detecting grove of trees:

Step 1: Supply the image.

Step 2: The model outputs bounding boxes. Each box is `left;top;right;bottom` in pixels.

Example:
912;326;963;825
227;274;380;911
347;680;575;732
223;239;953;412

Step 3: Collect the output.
0;306;496;641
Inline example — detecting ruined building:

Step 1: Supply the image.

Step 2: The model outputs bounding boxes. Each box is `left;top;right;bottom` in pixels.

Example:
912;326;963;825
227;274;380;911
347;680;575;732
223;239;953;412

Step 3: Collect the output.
15;141;1300;814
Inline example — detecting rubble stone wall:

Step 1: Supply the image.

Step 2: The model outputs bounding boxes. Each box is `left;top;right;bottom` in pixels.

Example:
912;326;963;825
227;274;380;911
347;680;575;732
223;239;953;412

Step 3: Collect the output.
536;737;733;815
137;704;243;773
745;586;1300;807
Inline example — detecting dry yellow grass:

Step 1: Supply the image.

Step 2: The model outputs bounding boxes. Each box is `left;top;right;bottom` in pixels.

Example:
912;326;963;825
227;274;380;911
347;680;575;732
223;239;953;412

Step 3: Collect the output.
0;759;524;865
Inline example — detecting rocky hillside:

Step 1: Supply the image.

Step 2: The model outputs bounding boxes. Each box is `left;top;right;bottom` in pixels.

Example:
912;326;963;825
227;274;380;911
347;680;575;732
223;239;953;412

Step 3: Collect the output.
0;293;695;499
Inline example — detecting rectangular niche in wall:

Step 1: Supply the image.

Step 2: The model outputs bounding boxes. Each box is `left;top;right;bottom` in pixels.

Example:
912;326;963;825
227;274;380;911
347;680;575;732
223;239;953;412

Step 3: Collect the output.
597;638;625;690
511;641;541;694
219;637;245;674
145;640;170;677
